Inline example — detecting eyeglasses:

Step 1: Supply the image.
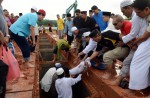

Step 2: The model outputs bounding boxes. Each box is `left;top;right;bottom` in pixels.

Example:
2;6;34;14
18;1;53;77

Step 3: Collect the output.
113;22;118;26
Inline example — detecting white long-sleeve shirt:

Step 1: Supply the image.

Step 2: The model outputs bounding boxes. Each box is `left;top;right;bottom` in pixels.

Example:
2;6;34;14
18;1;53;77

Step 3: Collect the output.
69;61;86;75
40;67;56;92
55;74;82;98
101;18;121;33
122;11;148;44
82;38;97;54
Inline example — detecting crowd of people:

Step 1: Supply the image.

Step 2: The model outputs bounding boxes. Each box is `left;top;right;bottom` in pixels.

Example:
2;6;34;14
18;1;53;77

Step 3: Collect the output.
0;0;150;98
44;0;150;97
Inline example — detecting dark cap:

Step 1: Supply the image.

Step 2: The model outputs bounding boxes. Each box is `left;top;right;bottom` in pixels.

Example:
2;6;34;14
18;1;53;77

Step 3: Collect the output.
89;10;92;13
75;9;80;13
91;5;98;10
38;9;46;16
81;11;87;14
89;29;101;38
103;11;111;17
67;13;71;17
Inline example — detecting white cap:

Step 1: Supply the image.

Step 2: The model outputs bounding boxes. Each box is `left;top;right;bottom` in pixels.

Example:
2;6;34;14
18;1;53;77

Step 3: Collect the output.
56;68;64;75
55;63;62;68
71;26;77;32
31;6;37;12
83;32;91;37
120;0;133;8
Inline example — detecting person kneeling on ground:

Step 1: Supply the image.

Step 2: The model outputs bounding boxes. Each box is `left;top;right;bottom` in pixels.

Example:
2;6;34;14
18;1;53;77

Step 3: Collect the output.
85;29;114;70
52;39;70;63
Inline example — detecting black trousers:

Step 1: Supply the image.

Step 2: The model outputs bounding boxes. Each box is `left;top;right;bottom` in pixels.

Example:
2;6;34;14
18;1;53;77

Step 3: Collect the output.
0;60;8;98
67;35;74;45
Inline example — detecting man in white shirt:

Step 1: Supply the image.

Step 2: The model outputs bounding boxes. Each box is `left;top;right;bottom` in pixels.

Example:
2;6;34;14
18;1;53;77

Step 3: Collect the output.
77;31;97;60
111;0;147;86
125;0;150;90
55;68;82;98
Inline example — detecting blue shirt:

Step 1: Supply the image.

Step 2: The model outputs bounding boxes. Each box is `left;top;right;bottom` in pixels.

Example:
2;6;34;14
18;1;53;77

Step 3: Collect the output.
64;19;73;36
10;13;38;37
93;11;108;31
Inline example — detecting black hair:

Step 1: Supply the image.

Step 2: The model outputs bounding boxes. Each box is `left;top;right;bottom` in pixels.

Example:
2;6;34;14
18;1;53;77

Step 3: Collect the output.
75;9;80;13
89;29;101;38
3;9;7;12
91;5;98;10
58;72;65;78
66;13;71;17
132;0;150;10
61;44;69;52
63;66;70;77
19;13;22;16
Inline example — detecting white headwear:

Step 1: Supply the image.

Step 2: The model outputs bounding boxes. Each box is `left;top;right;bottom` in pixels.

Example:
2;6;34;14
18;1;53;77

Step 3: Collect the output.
56;68;64;75
31;6;37;12
83;32;91;37
120;0;133;8
71;26;77;32
55;63;62;68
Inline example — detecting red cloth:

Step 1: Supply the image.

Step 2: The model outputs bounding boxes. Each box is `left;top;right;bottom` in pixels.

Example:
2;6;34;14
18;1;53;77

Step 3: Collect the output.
121;21;132;35
10;18;16;24
0;46;20;81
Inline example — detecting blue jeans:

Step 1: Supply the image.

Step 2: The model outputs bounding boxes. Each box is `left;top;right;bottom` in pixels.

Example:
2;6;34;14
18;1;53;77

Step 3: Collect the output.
10;31;30;61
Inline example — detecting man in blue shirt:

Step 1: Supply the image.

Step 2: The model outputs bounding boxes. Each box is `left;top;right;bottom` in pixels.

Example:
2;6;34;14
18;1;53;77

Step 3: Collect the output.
9;9;46;68
91;5;108;31
64;13;73;45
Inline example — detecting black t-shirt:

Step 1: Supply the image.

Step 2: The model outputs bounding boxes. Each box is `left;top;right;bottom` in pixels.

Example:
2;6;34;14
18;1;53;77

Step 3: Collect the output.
96;37;114;52
73;17;83;29
82;17;96;31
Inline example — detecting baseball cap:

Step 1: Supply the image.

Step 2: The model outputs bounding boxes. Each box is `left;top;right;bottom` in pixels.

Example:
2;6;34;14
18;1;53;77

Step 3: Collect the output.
38;9;46;16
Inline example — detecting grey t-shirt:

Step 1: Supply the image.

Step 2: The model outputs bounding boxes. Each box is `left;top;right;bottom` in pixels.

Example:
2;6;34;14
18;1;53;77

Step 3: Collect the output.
0;5;6;36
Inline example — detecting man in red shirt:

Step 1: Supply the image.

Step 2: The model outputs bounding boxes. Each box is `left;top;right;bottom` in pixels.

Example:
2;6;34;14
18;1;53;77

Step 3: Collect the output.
102;14;131;79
